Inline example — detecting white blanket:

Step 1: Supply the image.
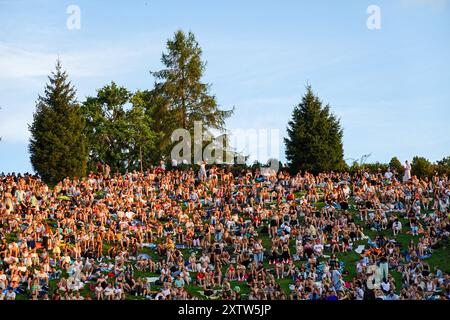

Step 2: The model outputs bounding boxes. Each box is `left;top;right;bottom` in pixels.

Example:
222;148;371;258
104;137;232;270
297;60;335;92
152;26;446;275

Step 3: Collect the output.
355;245;365;254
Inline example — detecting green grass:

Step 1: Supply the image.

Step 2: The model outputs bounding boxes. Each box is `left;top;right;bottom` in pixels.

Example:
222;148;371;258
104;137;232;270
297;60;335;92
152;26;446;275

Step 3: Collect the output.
426;241;450;273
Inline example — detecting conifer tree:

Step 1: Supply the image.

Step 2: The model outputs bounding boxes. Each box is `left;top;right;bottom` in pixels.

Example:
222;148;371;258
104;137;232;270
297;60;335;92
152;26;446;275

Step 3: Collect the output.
29;60;87;184
285;86;345;174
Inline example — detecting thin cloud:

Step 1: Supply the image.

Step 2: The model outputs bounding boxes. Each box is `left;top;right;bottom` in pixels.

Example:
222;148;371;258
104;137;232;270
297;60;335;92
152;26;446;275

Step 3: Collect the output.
0;42;158;79
0;113;30;143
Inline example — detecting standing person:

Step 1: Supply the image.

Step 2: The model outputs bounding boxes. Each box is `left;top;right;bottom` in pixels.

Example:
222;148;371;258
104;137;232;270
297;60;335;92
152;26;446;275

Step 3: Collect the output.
365;269;376;300
331;265;342;291
253;239;264;265
379;253;389;282
5;287;16;300
199;161;207;182
160;160;166;171
403;161;411;183
104;164;111;179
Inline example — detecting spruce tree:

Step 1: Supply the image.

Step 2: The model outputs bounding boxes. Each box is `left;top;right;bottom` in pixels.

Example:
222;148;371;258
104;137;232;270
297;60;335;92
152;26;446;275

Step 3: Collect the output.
284;86;345;174
29;60;87;184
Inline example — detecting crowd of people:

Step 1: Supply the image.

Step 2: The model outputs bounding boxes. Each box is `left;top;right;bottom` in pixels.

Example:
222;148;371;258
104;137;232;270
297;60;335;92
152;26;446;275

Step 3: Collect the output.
0;161;449;300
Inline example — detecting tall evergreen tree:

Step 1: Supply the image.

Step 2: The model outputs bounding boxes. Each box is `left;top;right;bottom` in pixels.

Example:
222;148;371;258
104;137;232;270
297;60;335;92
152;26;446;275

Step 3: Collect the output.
149;30;234;164
130;89;173;164
284;86;345;174
151;30;233;133
29;60;87;184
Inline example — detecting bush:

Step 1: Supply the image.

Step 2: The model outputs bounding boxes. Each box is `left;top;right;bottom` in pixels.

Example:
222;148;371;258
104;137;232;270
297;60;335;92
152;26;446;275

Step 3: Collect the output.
411;156;433;179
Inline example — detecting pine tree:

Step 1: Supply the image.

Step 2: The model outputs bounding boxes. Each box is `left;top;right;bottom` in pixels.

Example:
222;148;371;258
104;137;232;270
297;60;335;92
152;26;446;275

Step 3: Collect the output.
149;30;234;164
284;86;345;174
130;88;174;165
29;60;87;184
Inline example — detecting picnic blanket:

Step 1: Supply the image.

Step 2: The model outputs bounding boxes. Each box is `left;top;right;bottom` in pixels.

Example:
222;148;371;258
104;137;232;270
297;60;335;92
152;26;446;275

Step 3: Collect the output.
142;243;157;250
146;277;159;284
355;245;365;254
137;253;150;260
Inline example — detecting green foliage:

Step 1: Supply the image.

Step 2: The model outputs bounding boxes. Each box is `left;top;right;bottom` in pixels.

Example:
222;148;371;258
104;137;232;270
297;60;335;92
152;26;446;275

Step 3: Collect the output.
143;30;235;164
351;156;449;179
126;95;157;171
81;82;131;173
361;162;388;173
389;156;404;176
411;156;433;179
130;89;172;164
435;156;450;176
151;30;233;134
284;86;345;174
77;31;238;172
348;161;360;175
28;60;87;184
81;82;156;173
250;160;263;171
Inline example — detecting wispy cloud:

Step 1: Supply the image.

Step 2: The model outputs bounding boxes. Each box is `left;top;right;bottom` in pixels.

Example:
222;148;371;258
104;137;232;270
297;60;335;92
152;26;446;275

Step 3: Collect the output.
0;113;31;143
0;41;159;79
0;38;162;145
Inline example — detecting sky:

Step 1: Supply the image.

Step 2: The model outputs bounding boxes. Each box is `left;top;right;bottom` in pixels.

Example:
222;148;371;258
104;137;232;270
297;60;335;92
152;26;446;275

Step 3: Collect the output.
0;0;449;173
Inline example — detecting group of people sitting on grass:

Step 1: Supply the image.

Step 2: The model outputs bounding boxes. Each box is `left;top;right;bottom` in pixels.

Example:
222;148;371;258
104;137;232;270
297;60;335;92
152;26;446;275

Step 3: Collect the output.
0;160;449;300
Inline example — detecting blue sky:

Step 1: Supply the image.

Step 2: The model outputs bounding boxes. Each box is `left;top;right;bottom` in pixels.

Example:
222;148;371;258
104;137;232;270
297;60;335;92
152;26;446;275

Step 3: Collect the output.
0;0;449;173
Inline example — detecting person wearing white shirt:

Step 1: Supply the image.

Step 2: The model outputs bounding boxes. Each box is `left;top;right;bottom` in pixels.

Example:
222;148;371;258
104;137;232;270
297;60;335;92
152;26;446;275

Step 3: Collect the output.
313;241;324;257
5;288;16;300
0;270;7;290
403;160;411;182
381;279;390;293
355;285;364;300
384;290;399;300
384;168;393;180
104;284;114;300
